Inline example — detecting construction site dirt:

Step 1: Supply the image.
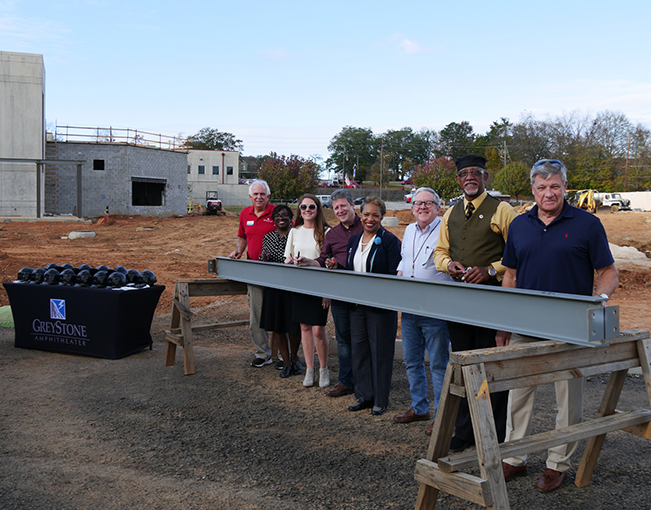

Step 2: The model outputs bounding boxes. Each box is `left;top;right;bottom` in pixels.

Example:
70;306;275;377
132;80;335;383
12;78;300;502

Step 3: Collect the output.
1;209;650;509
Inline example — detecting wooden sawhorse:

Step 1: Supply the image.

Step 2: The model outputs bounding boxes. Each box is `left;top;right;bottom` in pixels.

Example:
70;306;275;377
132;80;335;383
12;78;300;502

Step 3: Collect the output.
414;329;651;510
164;278;248;375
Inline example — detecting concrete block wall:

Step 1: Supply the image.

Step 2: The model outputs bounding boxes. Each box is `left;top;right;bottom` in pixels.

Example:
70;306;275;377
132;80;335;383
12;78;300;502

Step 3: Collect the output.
53;142;187;217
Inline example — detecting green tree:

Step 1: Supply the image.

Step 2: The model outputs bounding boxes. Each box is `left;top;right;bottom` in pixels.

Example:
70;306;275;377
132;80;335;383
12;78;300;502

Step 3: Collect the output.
326;126;379;182
493;162;531;200
412;157;459;199
186;127;243;152
435;121;476;160
380;127;432;180
258;154;319;201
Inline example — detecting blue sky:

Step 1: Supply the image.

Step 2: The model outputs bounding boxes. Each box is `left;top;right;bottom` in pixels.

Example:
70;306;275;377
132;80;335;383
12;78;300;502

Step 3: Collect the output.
2;0;650;160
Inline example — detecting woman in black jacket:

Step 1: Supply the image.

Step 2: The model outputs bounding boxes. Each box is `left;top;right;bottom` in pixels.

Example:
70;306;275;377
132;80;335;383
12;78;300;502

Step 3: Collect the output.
344;196;401;416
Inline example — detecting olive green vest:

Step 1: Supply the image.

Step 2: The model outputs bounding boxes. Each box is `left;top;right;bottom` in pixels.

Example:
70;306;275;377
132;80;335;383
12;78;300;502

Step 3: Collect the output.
448;195;505;269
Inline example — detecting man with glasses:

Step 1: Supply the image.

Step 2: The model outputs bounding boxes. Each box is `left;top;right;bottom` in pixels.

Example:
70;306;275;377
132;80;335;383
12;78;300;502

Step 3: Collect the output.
394;188;452;432
499;159;618;491
298;189;363;397
229;180;276;367
434;154;517;450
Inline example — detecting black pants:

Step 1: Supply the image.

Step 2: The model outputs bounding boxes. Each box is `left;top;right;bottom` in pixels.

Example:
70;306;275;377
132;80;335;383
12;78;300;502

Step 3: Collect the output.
447;321;508;443
349;305;398;407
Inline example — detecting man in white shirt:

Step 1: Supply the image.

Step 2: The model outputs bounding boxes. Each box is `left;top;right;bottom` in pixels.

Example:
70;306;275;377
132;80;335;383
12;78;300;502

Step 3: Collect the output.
394;187;452;433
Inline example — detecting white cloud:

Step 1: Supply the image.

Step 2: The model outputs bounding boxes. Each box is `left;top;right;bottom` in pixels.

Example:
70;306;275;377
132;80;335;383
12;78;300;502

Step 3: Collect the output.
387;33;429;55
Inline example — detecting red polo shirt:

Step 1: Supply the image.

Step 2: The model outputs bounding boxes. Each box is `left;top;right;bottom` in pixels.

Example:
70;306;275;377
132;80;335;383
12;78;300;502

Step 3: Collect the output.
237;203;276;260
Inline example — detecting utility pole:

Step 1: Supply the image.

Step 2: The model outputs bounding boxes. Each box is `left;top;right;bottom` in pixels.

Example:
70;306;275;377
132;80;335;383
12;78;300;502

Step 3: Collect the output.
380;138;384;199
625;133;630;192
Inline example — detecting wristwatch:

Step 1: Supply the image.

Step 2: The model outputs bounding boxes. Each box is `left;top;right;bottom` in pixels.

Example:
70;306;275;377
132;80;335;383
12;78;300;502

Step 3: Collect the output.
487;266;497;278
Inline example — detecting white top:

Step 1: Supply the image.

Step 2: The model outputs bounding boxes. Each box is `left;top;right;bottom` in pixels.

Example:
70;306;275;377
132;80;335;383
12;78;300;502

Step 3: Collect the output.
353;234;376;273
397;219;452;282
284;226;326;259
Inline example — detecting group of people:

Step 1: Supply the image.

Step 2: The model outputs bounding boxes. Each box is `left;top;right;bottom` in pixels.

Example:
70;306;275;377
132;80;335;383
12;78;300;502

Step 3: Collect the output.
230;153;618;492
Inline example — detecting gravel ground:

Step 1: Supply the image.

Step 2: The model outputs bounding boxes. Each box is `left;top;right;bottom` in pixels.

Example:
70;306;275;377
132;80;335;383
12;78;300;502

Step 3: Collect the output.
1;298;651;510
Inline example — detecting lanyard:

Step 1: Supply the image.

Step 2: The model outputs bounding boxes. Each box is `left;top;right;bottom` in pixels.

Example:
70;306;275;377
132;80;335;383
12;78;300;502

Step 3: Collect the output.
411;219;439;277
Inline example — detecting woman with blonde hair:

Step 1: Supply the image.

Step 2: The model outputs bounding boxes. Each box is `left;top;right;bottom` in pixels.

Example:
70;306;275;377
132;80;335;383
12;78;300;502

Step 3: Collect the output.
284;194;331;388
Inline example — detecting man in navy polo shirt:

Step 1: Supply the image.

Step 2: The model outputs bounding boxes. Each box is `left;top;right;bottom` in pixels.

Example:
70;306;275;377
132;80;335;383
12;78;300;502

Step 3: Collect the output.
499;159;618;492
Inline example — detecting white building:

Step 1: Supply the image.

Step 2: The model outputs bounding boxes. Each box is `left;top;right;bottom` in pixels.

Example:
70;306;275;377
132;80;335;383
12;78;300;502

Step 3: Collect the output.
187;149;250;207
0;51;45;216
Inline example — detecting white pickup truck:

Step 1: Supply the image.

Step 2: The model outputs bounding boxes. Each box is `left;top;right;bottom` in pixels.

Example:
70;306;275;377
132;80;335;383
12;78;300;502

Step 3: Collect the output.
598;193;631;211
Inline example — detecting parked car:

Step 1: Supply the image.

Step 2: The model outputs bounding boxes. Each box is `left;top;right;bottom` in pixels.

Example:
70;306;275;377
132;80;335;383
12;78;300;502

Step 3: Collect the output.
404;190;415;203
316;195;332;208
345;181;360;189
354;196;365;205
317;182;329;188
402;179;414;186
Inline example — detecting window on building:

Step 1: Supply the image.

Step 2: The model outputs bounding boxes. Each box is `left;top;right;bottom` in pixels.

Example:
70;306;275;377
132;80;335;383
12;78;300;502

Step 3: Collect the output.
227;166;234;175
212;166;219;175
132;177;166;206
93;159;105;171
187;165;191;174
198;165;205;175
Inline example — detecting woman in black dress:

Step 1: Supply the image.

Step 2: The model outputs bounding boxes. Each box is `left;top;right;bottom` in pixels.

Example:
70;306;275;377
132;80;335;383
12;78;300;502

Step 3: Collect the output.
260;205;302;377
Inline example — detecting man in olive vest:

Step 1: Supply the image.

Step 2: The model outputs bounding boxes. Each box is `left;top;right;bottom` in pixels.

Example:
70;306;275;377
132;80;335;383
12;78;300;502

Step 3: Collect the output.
433;154;517;451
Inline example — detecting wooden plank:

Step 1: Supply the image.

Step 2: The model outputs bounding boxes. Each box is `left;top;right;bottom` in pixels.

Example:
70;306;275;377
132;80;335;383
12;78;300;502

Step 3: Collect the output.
416;365;461;510
462;364;510;509
575;369;629;487
191;319;249;331
176;282;195;375
449;383;466;398
637;338;651;405
164;331;184;347
187;280;248;296
173;298;193;321
488;359;639;393
438;409;651;473
482;341;638;383
415;460;492;507
450;330;649;366
621;421;651;439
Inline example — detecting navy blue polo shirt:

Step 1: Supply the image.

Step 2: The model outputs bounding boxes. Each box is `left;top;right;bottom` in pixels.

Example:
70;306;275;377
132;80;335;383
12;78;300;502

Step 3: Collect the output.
502;201;614;296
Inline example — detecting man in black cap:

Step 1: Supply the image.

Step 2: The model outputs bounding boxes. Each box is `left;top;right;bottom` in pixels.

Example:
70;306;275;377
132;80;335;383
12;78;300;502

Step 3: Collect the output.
433;154;517;450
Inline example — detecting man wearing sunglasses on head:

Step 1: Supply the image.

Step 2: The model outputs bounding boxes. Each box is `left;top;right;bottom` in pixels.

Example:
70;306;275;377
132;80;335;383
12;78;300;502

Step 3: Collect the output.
434;154;517;452
499;159;618;491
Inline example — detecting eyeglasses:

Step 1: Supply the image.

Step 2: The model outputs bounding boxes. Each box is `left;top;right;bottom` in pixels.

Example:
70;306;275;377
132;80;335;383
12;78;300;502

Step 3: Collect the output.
457;169;484;178
533;159;563;169
412;200;437;207
299;203;317;211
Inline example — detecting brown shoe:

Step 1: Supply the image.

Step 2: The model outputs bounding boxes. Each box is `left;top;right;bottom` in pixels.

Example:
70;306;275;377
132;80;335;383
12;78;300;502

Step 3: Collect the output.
394;407;430;423
502;462;527;481
325;383;354;397
535;469;567;491
425;420;434;435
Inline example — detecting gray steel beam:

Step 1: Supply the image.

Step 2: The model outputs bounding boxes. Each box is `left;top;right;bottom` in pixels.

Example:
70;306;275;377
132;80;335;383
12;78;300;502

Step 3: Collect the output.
212;257;619;347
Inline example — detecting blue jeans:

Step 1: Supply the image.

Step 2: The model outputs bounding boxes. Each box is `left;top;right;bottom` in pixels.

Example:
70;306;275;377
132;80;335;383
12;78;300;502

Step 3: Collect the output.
401;313;450;415
331;300;354;388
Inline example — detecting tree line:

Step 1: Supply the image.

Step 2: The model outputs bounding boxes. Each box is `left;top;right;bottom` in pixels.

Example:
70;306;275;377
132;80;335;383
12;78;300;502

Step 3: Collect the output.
185;110;651;200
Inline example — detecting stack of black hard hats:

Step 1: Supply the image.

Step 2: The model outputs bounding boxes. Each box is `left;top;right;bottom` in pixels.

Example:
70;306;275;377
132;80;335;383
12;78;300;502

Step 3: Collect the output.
16;264;157;289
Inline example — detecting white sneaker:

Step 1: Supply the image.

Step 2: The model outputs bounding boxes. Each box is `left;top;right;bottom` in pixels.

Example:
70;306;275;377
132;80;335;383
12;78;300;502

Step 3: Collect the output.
303;368;315;387
319;368;330;388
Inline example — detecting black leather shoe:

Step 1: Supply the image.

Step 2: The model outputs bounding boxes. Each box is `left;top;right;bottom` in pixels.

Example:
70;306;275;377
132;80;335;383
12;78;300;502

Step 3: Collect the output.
292;359;303;375
279;364;292;378
348;399;373;412
449;436;474;453
371;406;387;416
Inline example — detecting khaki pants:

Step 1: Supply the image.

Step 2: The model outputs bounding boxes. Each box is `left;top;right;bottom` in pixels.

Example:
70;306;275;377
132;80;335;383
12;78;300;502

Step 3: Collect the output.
504;333;584;473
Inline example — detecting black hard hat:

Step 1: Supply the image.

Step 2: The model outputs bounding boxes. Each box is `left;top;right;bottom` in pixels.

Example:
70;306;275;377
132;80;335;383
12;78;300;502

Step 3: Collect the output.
95;264;110;273
113;266;127;275
75;269;93;287
139;270;157;286
43;268;61;285
17;267;35;282
126;269;140;284
77;264;92;273
60;263;76;271
45;262;61;271
107;272;127;288
59;268;77;285
92;270;109;287
32;268;46;284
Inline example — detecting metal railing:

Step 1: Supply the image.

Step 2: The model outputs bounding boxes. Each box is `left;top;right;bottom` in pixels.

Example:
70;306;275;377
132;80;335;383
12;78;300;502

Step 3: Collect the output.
52;125;187;151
